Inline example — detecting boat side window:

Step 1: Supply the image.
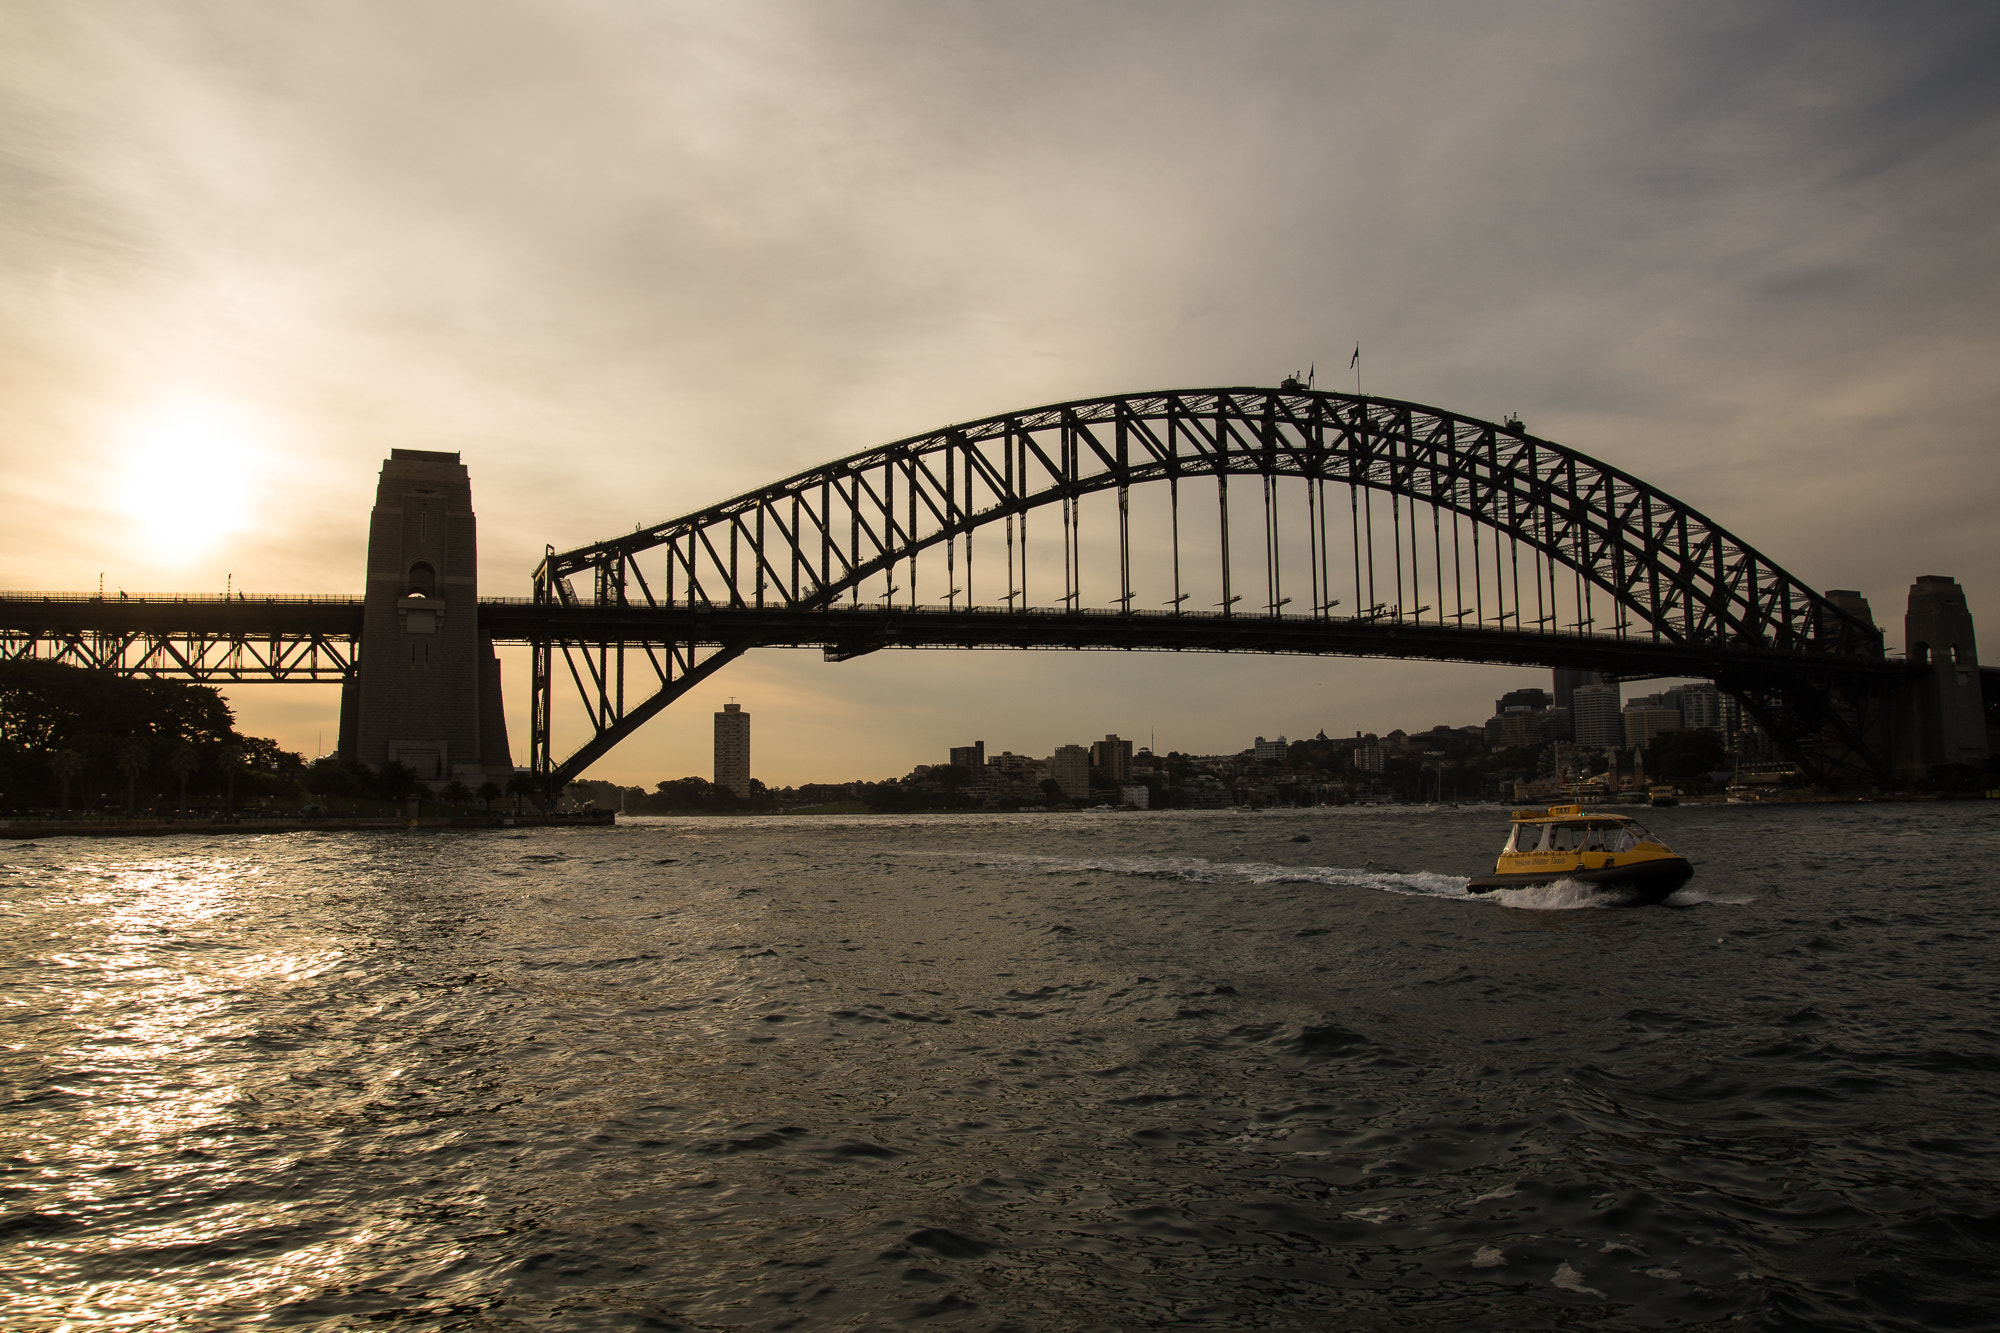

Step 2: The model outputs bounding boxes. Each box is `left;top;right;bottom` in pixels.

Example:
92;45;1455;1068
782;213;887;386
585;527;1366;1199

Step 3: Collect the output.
1548;823;1589;852
1614;826;1640;852
1506;824;1545;853
1626;820;1664;847
1584;823;1612;852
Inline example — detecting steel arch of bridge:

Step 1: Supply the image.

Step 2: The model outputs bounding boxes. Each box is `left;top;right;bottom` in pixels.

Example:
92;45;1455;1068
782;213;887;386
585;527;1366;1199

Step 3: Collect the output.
529;386;1884;785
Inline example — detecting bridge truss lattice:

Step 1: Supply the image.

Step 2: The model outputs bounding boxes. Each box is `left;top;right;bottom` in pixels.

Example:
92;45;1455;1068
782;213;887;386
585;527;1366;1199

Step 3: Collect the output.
0;594;360;682
529;387;1888;785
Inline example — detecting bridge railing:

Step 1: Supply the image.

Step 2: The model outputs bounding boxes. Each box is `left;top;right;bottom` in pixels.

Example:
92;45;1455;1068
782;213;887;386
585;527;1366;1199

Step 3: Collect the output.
0;591;364;605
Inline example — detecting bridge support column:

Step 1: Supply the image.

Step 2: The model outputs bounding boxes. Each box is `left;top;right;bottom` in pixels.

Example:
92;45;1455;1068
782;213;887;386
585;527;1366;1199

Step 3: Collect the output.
1894;575;1987;779
350;450;512;787
336;671;359;764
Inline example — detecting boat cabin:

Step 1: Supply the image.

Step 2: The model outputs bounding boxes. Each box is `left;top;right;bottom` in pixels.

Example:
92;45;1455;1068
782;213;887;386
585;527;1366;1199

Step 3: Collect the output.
1501;805;1665;857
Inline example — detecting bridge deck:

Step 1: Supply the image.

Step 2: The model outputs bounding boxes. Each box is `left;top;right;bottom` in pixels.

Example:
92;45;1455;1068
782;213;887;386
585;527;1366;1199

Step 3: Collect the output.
0;593;1904;684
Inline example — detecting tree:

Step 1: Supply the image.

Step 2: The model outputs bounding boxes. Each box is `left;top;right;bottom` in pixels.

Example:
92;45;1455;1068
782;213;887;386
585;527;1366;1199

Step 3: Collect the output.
304;758;364;802
216;743;245;817
441;779;474;808
377;761;419;804
1928;762;1983;793
168;743;200;816
477;780;503;813
1645;730;1727;789
49;749;83;816
652;776;735;813
1039;777;1065;804
0;661;234;754
505;771;535;814
117;744;147;817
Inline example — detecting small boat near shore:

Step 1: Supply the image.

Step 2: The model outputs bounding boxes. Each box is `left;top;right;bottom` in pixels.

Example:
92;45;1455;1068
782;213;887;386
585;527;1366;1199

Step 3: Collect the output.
1466;804;1693;905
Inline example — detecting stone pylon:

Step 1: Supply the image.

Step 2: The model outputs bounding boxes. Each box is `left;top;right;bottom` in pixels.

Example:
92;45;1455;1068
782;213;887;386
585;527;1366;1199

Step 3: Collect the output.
1893;575;1987;778
338;450;512;785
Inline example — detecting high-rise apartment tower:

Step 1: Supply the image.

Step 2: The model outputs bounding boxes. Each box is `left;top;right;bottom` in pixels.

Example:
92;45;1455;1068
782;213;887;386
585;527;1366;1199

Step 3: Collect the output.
715;703;751;797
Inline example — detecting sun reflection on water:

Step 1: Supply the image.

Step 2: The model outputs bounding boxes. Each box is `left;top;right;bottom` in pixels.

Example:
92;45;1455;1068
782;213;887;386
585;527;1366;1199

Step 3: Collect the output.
6;848;380;1326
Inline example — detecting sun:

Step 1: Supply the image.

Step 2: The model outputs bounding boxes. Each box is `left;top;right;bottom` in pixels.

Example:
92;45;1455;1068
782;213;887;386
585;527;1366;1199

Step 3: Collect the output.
114;399;263;565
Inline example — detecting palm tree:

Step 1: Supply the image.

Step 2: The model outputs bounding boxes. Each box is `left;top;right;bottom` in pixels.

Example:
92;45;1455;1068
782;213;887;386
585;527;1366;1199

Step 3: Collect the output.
505;772;535;815
117;744;147;818
49;749;83;817
167;743;200;817
217;744;245;817
441;779;474;809
477;780;503;813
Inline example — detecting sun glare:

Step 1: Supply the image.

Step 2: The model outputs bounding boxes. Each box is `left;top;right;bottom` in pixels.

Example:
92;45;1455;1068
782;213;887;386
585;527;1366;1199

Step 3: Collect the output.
114;399;264;565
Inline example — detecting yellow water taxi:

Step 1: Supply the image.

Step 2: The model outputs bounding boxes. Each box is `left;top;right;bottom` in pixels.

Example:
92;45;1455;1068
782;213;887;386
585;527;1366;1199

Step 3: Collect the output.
1467;804;1693;905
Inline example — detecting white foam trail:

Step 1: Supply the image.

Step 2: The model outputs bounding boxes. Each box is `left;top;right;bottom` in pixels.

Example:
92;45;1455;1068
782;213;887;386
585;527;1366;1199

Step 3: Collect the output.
1663;886;1756;906
970;854;1739;911
1486;878;1623;911
974;853;1473;900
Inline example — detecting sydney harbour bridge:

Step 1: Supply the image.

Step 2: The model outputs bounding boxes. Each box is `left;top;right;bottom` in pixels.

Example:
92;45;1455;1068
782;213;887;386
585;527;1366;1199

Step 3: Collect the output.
1;386;1986;791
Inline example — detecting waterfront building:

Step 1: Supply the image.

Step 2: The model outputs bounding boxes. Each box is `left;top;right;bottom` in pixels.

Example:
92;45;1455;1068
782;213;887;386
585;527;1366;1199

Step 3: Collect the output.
1719;693;1746;750
1252;735;1289;763
1091;734;1135;782
949;741;986;773
1497;708;1543;749
1051;745;1091;801
714;702;751;797
1495;687;1553;714
1572;683;1623;747
1552;668;1604;712
1178;775;1231;808
1669;682;1722;731
1622;699;1681;747
989;750;1036;776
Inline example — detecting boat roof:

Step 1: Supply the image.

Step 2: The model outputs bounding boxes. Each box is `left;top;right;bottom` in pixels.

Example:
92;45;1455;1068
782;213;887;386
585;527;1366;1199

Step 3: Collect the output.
1508;803;1640;823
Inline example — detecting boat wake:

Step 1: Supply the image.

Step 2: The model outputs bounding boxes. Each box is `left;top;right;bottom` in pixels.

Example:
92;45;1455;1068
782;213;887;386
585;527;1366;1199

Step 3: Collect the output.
972;854;1741;910
1486;878;1632;910
976;853;1470;900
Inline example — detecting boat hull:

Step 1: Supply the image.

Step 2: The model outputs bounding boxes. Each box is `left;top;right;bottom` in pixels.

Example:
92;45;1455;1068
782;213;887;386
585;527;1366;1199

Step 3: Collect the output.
1465;856;1694;906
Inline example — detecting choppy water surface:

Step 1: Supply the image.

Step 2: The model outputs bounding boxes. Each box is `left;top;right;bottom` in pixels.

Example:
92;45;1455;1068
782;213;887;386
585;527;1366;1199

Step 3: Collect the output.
4;803;1998;1331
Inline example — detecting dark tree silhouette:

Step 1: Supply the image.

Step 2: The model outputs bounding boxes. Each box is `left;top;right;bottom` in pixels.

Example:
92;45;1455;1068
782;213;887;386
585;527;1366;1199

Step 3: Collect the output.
168;743;200;815
117;744;146;817
49;749;82;816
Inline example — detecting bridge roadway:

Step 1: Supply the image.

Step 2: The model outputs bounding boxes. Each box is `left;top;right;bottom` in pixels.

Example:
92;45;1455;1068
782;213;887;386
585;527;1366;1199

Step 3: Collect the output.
0;591;1910;687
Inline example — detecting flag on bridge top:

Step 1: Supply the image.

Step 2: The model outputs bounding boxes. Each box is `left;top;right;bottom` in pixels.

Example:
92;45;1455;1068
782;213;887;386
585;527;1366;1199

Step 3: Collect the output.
1350;344;1360;369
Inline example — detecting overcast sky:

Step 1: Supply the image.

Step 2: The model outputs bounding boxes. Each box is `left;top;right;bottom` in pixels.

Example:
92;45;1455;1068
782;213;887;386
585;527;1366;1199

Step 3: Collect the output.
4;1;1997;784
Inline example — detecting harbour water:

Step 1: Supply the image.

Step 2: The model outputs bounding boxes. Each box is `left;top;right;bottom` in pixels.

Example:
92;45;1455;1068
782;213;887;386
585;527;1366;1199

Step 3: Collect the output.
4;803;1997;1330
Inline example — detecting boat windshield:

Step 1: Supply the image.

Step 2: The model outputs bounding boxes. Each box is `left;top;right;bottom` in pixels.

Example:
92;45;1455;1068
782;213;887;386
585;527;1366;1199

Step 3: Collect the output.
1618;819;1665;850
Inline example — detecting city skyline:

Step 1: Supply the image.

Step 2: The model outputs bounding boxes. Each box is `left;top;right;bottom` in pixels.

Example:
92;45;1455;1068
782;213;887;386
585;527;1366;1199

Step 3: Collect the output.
2;4;1995;785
